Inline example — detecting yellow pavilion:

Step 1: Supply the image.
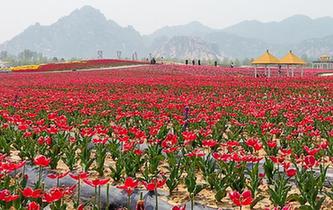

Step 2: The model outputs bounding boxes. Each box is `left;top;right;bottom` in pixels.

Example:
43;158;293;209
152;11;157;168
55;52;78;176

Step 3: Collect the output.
252;50;280;78
280;50;306;77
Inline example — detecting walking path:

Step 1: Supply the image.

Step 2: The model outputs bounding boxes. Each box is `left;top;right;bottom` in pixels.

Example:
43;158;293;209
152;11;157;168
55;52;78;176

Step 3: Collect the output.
318;72;333;77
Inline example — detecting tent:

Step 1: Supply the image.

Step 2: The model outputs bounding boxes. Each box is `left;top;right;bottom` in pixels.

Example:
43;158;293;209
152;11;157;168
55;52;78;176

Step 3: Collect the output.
280;50;306;77
252;50;280;78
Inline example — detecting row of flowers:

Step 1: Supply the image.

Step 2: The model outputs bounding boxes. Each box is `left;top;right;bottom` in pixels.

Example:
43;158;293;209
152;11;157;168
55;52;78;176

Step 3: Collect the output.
0;154;258;210
10;59;148;72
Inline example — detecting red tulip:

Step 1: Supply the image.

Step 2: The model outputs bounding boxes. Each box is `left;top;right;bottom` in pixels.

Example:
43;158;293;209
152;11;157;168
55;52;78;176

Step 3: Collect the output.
225;141;240;147
117;177;139;195
22;187;43;199
320;141;329;150
92;137;108;144
43;187;64;203
245;138;262;151
136;199;145;210
280;148;292;156
172;204;186;210
33;155;51;167
270;156;284;164
163;147;178;154
83;178;110;187
161;134;178;148
285;168;297;177
69;172;89;180
273;204;292;210
229;190;253;206
27;201;41;210
1;160;26;173
77;204;85;210
69;136;77;143
202;139;218;147
23;131;33;138
0;189;20;203
48;171;69;179
134;149;144;156
304;155;316;168
304;146;320;156
142;178;166;191
46;126;58;135
37;136;52;145
62;185;77;196
182;131;197;145
185;149;205;158
267;140;277;148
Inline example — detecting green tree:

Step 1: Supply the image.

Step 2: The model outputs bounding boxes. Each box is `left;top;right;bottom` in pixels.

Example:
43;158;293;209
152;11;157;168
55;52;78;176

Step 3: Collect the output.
242;58;251;66
222;57;230;66
234;59;241;67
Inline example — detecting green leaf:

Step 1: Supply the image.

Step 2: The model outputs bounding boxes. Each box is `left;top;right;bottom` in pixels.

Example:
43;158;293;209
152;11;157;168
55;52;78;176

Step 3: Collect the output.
215;190;226;202
299;205;313;210
314;197;325;210
250;195;265;209
287;193;300;202
324;191;333;200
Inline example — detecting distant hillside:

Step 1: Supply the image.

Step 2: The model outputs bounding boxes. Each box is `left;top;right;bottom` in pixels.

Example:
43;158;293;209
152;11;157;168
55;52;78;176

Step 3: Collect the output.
294;35;333;58
223;15;333;44
203;31;270;59
0;6;145;58
1;6;333;60
153;36;221;60
149;21;215;40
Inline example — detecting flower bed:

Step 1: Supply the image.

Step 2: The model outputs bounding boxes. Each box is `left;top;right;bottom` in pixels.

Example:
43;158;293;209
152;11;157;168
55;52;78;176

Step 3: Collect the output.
10;59;148;72
1;65;333;209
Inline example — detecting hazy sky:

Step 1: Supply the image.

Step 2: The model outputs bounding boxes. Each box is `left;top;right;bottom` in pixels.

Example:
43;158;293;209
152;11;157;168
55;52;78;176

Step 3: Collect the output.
1;0;332;43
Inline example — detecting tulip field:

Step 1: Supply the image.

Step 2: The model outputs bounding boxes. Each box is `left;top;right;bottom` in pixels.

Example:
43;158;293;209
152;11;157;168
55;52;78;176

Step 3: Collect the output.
1;64;333;210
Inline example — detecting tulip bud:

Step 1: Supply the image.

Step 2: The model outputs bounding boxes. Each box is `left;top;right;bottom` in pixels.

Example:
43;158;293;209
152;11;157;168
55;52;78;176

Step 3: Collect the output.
136;192;145;210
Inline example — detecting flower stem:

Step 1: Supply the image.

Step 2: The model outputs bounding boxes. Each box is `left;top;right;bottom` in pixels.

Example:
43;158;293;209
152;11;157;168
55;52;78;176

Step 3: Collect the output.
77;180;81;207
155;188;159;210
106;184;110;208
128;194;131;210
94;186;97;207
37;166;42;188
98;186;101;210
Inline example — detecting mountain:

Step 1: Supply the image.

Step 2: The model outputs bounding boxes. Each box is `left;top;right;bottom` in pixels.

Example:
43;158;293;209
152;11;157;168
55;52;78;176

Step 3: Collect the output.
203;31;270;58
1;6;333;60
293;35;333;58
153;36;221;60
145;22;219;60
149;21;215;40
146;21;271;59
0;6;145;58
223;15;333;44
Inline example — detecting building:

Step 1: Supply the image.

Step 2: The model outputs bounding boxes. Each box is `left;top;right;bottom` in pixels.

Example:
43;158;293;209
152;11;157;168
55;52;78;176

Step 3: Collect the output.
312;55;333;70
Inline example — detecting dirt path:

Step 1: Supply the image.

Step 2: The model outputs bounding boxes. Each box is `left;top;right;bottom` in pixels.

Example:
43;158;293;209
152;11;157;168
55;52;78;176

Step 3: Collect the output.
318;72;333;77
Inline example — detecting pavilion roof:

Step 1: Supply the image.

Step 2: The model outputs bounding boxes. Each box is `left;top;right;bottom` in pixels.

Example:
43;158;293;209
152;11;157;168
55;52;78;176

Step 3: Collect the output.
280;51;306;65
252;50;280;65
